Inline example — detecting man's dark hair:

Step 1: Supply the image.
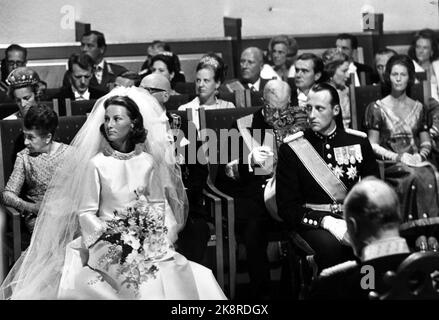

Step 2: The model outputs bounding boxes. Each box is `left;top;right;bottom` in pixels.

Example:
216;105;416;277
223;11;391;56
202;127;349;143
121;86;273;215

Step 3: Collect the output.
83;30;106;48
336;33;358;50
296;53;324;80
5;44;27;60
151;40;171;52
68;53;94;72
310;82;344;129
375;47;397;57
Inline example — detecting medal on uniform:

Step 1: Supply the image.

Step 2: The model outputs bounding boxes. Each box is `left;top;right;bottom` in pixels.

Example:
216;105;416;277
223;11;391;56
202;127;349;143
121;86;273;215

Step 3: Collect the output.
353;144;363;163
334;147;344;165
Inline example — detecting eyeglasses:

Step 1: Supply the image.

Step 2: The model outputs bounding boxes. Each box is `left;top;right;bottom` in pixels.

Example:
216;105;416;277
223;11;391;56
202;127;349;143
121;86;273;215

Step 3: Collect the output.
143;87;166;94
6;60;26;68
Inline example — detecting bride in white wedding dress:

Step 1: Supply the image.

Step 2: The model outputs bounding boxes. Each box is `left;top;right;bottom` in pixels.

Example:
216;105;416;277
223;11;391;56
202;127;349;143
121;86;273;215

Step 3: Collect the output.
0;87;226;300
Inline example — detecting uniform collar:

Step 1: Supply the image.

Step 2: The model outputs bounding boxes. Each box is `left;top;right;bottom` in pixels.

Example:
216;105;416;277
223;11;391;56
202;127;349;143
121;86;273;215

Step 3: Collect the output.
362;236;410;261
313;125;338;140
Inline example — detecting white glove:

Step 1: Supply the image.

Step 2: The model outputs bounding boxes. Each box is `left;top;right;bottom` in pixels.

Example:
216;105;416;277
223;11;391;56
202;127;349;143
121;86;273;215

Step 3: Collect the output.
400;152;422;167
225;159;239;180
321;216;350;245
250;146;274;167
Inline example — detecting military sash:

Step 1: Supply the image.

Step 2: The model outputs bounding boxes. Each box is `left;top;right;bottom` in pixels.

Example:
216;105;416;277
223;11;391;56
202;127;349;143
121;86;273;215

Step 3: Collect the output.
285;133;347;202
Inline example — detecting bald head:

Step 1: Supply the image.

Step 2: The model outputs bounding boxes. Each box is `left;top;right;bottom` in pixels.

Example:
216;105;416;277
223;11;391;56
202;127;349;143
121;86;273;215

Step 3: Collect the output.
140;73;171;92
263;79;291;109
344;177;402;256
240;47;264;84
140;73;171;107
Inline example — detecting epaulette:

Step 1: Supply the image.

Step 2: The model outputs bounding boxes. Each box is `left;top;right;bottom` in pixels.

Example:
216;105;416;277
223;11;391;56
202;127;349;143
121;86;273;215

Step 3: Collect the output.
320;260;358;278
345;128;367;138
283;131;304;143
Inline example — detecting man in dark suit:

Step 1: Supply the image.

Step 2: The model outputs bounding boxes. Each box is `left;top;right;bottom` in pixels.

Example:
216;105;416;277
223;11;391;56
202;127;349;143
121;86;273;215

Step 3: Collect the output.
336;33;374;86
220;47;269;106
308;177;411;299
62;30;127;94
215;79;306;299
276;83;379;273
56;53;106;115
1;44;28;103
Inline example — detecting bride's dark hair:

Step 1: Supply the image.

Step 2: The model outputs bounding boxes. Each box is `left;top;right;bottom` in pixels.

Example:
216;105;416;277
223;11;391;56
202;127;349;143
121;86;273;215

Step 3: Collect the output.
99;95;147;145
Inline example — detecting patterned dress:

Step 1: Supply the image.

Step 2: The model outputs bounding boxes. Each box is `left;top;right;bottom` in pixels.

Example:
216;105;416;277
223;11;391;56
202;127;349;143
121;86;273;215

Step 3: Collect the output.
2;143;70;231
365;99;439;220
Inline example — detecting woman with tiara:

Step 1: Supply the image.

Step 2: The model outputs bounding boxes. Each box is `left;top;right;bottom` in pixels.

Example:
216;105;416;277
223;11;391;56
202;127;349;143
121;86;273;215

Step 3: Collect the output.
0;86;226;300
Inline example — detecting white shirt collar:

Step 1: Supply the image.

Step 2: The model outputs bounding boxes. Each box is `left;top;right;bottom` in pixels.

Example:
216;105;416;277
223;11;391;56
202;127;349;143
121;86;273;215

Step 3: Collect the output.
249;78;261;91
96;60;105;70
72;87;90;100
348;62;361;87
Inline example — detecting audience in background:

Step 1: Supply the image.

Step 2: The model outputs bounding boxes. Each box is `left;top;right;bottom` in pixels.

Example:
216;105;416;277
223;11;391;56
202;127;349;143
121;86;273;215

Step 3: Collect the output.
114;70;141;88
322;48;351;128
309;178;410;300
1;44;28;102
56;53;106;114
147;52;184;94
365;54;439;221
179;53;235;130
335;33;374;86
407;28;439;102
1;104;69;242
62;30;127;93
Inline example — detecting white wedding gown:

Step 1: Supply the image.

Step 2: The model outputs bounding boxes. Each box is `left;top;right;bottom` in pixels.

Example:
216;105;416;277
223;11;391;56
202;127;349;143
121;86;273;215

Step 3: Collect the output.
57;145;226;300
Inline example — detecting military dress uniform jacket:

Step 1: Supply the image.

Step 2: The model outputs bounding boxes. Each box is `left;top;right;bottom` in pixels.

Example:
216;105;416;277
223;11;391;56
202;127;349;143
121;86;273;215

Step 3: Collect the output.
276;127;379;231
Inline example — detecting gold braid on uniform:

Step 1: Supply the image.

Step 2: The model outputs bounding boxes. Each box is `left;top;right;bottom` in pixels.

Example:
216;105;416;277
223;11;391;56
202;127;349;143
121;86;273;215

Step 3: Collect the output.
419;141;432;160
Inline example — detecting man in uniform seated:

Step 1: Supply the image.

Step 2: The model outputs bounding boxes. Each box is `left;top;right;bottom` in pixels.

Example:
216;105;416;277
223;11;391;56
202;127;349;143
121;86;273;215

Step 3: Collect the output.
276;82;379;274
308;177;411;299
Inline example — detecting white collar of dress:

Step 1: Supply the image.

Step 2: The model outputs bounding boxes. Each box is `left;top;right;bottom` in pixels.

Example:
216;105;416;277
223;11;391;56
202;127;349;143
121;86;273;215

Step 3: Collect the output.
102;141;145;160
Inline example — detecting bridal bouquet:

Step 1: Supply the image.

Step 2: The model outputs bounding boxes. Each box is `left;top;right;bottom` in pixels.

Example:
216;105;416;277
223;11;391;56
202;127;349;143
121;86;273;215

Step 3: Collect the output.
92;193;169;293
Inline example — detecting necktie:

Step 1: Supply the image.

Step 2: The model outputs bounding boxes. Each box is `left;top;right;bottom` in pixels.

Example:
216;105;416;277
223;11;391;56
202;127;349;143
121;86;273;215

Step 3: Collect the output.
95;65;104;84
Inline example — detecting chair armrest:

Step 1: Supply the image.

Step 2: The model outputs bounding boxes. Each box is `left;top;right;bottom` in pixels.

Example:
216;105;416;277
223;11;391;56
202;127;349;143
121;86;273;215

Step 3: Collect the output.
4;206;22;263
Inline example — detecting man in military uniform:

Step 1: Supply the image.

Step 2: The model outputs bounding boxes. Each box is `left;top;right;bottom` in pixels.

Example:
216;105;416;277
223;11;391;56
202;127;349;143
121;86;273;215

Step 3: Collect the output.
308;178;411;299
276;82;379;273
216;79;306;299
140;73;210;264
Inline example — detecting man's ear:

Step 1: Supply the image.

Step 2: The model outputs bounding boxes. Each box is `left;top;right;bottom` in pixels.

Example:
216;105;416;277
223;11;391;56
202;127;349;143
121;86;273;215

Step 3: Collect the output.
170;72;175;81
346;216;357;236
333;104;340;116
163;91;170;103
314;72;322;82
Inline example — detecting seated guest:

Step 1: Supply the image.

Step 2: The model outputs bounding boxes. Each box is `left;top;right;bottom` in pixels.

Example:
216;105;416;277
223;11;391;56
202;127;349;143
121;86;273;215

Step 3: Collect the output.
146;52;184;95
1;104;69;237
179;53;235;130
221;47;269;106
139;41;186;85
216;79;303;299
261;35;299;81
4;67;41;120
62;30;127;93
322;48;351;128
292;53;324;109
335;33;374;86
276;83;379;272
56;53;106;114
140;73;210;263
407;28;439;102
365;54;439;221
373;48;397;85
1;44;28;101
309;178;410;300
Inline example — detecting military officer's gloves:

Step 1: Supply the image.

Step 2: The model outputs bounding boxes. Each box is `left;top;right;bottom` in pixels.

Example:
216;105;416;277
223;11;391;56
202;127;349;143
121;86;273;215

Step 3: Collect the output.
250;146;274;168
321;215;351;245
